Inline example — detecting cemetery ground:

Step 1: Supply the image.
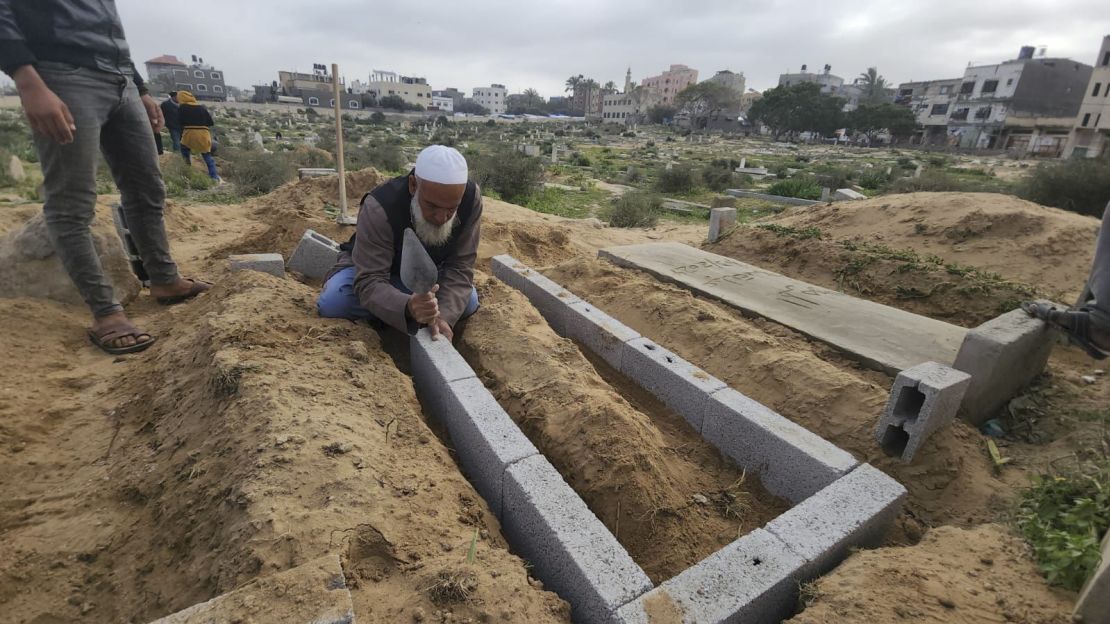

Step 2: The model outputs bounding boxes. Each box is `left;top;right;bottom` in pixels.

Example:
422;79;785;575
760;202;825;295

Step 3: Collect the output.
0;105;1107;623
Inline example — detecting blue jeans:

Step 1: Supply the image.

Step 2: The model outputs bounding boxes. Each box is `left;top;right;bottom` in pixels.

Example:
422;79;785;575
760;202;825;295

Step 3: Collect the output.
317;266;479;324
168;128;182;153
181;147;219;180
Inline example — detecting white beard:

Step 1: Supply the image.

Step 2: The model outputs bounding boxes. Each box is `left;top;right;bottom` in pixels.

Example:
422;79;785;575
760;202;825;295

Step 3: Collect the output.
411;192;457;247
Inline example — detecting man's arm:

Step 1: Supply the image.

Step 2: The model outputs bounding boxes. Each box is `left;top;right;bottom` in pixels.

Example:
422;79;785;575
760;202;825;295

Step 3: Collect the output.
351;196;414;333
0;1;34;78
437;190;483;327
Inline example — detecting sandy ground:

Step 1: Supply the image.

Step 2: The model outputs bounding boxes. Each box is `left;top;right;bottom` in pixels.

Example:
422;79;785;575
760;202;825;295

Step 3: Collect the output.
1;172;1102;623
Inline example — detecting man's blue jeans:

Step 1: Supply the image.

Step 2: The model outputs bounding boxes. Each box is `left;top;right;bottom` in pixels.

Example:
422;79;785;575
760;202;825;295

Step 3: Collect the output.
181;147;219;180
168;128;182;153
317;266;479;324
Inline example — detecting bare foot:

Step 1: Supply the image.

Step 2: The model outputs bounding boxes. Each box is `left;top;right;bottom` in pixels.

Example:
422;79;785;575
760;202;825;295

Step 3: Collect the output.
150;277;209;299
91;311;152;349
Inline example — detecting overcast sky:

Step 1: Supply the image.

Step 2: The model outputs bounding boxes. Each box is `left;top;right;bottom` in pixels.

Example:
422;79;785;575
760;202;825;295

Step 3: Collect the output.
115;0;1109;97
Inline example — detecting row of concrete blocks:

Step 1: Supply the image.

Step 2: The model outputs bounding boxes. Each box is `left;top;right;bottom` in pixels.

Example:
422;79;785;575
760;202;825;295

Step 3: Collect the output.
439;254;906;623
228;229;342;280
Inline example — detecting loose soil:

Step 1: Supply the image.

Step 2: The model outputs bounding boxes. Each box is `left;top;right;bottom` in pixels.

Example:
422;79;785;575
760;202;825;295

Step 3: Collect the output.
456;275;790;582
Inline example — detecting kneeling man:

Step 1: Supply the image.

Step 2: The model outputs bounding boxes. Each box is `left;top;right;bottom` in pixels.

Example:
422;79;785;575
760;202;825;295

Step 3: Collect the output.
318;145;481;340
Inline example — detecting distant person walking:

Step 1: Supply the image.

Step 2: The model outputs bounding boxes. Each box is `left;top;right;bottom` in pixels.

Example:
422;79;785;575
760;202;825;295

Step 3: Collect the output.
176;90;220;181
1024;201;1110;359
1;0;210;354
161;91;182;153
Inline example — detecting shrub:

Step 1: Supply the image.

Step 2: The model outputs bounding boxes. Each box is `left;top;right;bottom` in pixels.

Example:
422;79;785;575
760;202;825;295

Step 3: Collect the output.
858;169;889;190
607;191;661;228
469;148;543;203
162;157;217;197
290;146;334;169
348;143;406;173
701;166;736;192
1019;157;1110;217
654;164;697;194
370;111;386;124
810;164;854;190
622;166;643;184
887;170;999;194
220;148;296;196
766;178;822;200
570;152;591;167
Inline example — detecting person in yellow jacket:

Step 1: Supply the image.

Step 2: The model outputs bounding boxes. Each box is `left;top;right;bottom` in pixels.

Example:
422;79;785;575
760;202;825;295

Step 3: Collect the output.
176;90;220;181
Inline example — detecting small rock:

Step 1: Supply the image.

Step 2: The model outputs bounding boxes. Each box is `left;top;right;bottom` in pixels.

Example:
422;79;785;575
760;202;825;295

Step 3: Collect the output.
1081;375;1097;385
692;494;709;505
938;596;956;609
412;607;426;622
345;341;370;363
1094;369;1106;376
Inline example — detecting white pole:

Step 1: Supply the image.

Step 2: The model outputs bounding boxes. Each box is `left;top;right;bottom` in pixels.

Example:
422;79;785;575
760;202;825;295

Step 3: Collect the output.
332;63;355;225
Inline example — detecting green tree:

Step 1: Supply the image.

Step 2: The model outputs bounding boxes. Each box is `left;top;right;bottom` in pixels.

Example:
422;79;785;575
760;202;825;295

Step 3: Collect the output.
455;99;490;115
646;104;677;124
675;82;740;131
603;80;617;94
847;103;917;143
857;67;890;106
748;83;844;140
379;95;407;111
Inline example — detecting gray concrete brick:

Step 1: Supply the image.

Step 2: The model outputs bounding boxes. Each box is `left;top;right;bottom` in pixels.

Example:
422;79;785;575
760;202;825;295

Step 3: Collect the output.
490;254;529;294
410;328;478;425
1074;529;1110;624
436;377;538;518
875;362;971;462
953;306;1057;424
502;455;652;624
564;301;642;370
702;388;858;503
614;529;806;624
288;229;341;280
618;338;725;431
765;463;907;579
229;253;284;278
523;271;582;335
707;207;737;243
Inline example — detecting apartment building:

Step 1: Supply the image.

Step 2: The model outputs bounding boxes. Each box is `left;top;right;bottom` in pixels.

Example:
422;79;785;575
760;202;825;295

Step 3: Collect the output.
895;78;962;144
641;64;698;105
473;84;507;114
1063;35;1110;158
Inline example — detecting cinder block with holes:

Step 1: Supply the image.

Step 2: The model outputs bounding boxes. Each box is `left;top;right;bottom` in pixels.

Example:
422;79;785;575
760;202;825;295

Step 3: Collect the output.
502;454;653;624
702;387;858;503
288;229;341;280
764;463;906;579
490;254;582;333
490;254;529;293
875;361;971;462
563;300;642;370
618;337;726;431
614;529;807;624
229;253;285;278
410;328;478;420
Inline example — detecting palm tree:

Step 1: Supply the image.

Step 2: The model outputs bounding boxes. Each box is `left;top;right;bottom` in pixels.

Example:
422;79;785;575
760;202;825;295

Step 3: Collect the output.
523;88;542;110
857;67;889;105
564;74;584;94
581;78;600;115
603;80;617;94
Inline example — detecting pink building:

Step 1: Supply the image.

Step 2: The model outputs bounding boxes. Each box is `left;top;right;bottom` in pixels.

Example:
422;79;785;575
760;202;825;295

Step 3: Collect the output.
641;64;699;105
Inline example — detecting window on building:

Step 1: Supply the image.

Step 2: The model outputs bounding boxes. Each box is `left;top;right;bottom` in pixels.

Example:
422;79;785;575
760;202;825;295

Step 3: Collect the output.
194;70;204;78
329;99;335;107
1094;83;1102;97
174;69;188;77
1006;78;1013;86
959;81;975;94
899;88;913;96
950;108;969;121
1104;51;1110;66
974;106;991;119
1082;113;1091;127
1097;113;1102;127
939;84;951;94
349;101;359;109
308;97;319;106
213;85;223;93
981;80;998;93
196;83;207;92
930;103;949;115
210;72;221;80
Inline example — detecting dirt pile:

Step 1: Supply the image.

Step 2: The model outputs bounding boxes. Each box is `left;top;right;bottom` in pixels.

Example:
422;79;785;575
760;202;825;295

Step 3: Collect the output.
0;203;140;308
708;192;1099;326
0;272;566;623
456;275;789;582
789;524;1073;624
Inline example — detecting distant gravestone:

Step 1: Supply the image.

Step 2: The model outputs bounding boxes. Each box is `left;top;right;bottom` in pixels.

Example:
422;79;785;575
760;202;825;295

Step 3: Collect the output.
252;132;264;147
8;155;25;181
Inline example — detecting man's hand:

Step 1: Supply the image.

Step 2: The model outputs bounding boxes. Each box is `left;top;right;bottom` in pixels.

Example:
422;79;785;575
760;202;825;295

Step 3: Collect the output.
406;284;440;325
14;66;75;144
141;94;164;133
429;317;453;341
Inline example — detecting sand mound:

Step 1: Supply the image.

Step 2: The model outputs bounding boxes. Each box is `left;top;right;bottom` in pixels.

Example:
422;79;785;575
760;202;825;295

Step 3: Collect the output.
0;203;140;308
789;524;1072;624
754;192;1098;299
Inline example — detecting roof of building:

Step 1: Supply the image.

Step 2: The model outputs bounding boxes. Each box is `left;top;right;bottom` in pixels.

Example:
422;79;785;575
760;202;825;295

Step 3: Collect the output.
146;55;186;66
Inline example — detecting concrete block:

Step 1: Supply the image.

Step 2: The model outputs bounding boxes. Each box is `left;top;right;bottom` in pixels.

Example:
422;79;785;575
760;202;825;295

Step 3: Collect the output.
229;253;284;278
298;167;338;179
765;463;907;579
564;301;642;370
502;455;652;624
435;377;538;518
953;307;1057;424
1074;529;1110;624
288;229;340;280
410;328;478;422
614;529;806;624
702;388;858;503
875;362;971;462
833;188;866;201
707;207;737;243
490;254;529;294
618;338;725;431
524;272;582;335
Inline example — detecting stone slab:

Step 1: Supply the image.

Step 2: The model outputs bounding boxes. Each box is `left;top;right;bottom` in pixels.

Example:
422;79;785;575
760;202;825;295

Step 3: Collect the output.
953;307;1057;424
288;229;340;281
708;207;737;243
438;377;539;518
765;463;906;579
563;300;641;370
702;388;858;503
502;455;652;624
619;337;726;432
1074;529;1110;624
876;362;971;462
833;188;866;201
148;554;353;624
229;253;285;278
725;189;821;206
599;243;967;375
614;529;807;624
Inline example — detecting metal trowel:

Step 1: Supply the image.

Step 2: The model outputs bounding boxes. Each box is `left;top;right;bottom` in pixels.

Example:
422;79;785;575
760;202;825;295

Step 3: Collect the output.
400;228;438;295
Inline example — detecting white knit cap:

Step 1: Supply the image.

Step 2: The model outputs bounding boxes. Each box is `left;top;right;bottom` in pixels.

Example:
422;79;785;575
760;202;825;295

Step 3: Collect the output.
414;145;468;185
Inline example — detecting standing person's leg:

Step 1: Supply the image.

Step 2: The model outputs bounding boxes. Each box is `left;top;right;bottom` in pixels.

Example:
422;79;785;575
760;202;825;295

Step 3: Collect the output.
170;128;181;153
181;145;191;165
100;77;207;305
1089;202;1110;314
154;130;163;155
200;152;219;180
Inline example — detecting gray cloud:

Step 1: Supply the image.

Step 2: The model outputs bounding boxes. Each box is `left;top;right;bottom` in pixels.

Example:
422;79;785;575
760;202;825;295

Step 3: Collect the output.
117;0;1109;97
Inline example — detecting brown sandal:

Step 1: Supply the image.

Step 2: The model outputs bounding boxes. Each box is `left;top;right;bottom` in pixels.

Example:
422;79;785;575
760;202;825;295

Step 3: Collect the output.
87;320;157;355
156;278;212;305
